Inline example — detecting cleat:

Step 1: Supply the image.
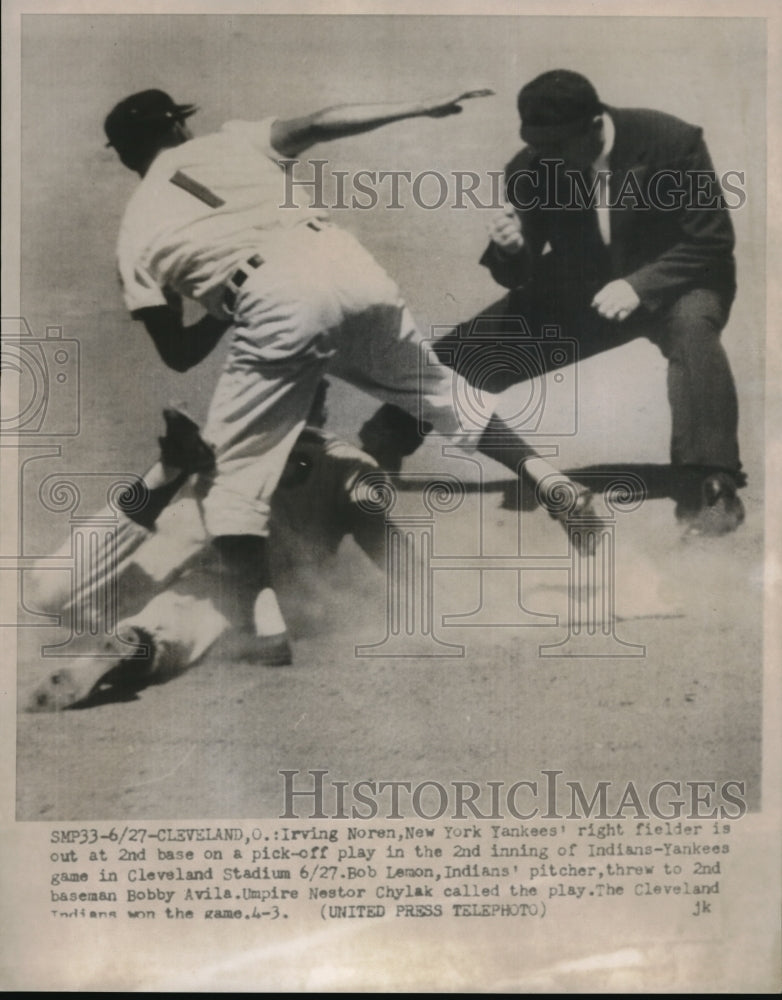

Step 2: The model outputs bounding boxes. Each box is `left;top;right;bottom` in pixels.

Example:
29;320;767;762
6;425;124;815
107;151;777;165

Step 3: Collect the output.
234;628;293;667
28;666;86;713
24;627;157;712
541;481;610;553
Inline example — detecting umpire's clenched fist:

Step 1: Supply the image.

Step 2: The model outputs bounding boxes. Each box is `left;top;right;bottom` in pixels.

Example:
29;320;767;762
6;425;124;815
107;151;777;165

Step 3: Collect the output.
488;202;524;254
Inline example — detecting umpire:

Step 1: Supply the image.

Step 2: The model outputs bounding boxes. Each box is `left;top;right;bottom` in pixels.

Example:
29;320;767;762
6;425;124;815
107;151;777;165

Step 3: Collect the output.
363;69;745;536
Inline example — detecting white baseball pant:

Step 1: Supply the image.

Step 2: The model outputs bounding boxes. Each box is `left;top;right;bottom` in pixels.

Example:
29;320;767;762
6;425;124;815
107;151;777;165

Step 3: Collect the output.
198;223;491;538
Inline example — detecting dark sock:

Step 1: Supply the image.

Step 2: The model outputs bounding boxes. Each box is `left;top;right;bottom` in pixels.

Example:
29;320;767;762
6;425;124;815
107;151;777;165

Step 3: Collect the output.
212;535;272;593
477;414;539;474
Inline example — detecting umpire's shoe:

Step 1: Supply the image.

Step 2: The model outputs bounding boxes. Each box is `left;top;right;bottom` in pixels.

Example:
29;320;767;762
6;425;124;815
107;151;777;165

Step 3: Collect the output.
677;470;745;537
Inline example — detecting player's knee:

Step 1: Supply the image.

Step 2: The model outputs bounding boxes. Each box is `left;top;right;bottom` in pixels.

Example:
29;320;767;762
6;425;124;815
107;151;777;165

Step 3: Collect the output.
668;288;727;330
656;290;728;359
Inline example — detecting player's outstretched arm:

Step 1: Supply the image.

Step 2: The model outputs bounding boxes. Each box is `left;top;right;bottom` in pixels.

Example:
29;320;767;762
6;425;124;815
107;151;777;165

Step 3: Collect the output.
270;88;494;157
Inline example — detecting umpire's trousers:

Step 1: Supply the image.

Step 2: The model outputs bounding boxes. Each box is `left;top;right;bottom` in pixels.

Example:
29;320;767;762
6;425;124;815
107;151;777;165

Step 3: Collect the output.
433;281;742;478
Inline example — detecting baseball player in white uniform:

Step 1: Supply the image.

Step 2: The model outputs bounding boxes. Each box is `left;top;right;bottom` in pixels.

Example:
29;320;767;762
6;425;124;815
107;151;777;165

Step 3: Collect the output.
103;88;598;665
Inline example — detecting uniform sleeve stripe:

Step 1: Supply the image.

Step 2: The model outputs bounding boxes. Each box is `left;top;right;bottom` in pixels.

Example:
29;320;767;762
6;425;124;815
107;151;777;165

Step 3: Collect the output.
169;169;225;208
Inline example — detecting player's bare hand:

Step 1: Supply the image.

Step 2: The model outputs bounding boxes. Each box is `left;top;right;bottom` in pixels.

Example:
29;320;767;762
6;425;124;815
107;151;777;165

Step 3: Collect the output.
426;88;495;117
488;202;524;254
591;279;641;322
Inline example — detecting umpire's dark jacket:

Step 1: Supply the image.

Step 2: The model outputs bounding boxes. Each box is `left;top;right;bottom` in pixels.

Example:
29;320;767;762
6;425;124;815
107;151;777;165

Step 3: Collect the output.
480;107;737;314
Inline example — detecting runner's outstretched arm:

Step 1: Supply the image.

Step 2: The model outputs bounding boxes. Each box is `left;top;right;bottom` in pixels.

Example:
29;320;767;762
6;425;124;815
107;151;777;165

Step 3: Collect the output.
270;89;494;157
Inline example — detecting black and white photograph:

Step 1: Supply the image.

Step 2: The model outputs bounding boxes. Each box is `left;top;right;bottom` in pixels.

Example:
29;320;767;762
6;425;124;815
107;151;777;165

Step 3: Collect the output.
1;0;780;991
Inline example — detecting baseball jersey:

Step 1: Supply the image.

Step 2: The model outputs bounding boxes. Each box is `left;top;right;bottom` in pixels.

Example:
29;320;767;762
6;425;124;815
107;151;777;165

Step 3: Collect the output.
116;118;329;318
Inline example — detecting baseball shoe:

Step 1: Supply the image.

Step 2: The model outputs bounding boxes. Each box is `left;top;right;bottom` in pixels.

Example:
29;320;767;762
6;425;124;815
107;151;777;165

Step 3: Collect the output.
234;628;294;667
25;626;157;712
539;480;610;553
677;471;745;538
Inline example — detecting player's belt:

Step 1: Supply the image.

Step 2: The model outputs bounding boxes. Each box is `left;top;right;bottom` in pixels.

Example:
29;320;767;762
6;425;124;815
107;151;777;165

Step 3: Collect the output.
223;221;326;312
223;254;264;312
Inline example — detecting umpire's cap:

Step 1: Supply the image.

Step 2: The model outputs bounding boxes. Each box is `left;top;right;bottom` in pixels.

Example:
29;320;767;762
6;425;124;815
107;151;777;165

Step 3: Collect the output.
517;70;603;146
104;89;198;152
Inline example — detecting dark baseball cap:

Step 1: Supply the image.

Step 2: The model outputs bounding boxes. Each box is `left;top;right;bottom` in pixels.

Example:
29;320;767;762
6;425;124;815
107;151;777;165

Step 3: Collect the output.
517;70;603;146
104;89;198;150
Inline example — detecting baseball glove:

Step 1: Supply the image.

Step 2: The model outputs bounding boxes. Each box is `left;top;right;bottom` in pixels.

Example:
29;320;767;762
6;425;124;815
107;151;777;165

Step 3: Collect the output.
159;406;215;473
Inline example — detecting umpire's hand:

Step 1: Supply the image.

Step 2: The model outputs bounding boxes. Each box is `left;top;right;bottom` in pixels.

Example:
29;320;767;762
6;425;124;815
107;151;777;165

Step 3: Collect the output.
592;279;641;322
488;202;524;255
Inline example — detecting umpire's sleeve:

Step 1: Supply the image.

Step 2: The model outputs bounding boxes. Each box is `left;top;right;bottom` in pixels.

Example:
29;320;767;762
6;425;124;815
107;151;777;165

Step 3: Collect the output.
479;150;541;290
